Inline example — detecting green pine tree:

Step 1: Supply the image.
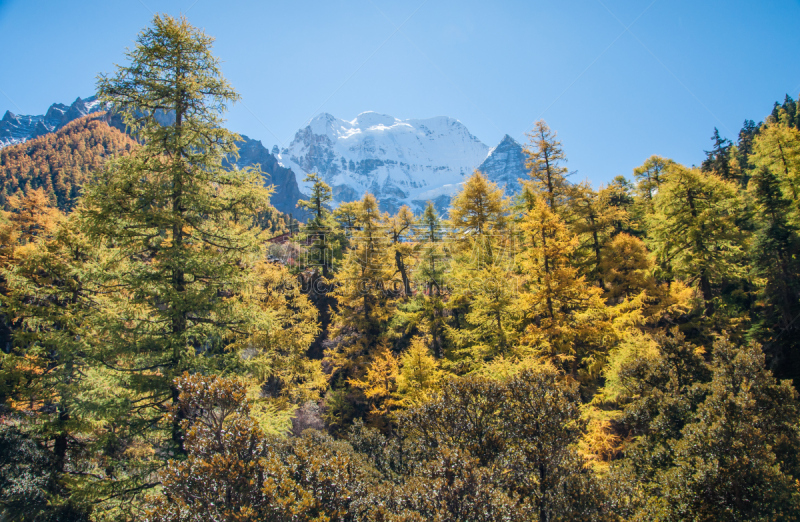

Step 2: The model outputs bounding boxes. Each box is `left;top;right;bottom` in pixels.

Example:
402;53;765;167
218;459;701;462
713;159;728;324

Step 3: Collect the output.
748;165;800;383
85;14;275;452
646;164;745;315
296;172;339;278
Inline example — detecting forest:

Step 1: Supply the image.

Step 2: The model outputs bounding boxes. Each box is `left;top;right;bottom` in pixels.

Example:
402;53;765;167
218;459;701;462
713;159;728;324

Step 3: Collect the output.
2;14;800;522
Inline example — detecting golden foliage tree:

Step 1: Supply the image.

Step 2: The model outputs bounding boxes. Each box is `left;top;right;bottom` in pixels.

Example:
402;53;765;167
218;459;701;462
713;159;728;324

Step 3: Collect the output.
516;196;609;378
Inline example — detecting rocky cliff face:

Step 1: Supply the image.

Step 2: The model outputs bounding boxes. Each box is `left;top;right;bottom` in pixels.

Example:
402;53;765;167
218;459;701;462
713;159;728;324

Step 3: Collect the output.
231;135;309;220
0;96;104;148
477;134;528;194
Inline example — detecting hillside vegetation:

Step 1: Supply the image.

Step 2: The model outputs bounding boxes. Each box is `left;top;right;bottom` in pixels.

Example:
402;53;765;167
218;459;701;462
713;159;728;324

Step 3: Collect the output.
2;14;800;522
0;113;136;210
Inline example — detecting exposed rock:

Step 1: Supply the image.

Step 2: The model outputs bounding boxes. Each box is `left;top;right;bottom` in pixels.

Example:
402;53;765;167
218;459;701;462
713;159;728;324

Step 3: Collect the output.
477;134;528;194
0;96;104;148
230;135;309;220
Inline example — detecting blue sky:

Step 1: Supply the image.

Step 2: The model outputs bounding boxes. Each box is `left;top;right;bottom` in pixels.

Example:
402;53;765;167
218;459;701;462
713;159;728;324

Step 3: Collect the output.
1;0;799;186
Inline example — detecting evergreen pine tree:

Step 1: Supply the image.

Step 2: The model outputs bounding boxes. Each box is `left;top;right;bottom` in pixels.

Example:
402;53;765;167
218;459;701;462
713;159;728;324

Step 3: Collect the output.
85;14;275;451
701;127;735;182
646;164;745;315
748;166;800;383
735;119;760;185
296;172;338;278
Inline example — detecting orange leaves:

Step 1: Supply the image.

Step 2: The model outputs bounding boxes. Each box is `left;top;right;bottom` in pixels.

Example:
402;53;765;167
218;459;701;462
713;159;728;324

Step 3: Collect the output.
0;113;137;211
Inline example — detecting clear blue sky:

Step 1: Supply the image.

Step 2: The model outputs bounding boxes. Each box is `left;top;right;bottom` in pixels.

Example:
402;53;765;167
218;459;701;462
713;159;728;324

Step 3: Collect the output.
1;0;799;186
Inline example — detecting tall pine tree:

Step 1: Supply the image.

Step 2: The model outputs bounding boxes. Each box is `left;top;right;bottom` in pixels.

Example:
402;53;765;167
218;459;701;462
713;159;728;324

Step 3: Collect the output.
85;15;275;451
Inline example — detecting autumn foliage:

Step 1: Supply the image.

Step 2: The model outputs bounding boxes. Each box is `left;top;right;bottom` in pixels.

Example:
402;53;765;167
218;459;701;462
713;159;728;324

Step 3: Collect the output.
3;13;800;522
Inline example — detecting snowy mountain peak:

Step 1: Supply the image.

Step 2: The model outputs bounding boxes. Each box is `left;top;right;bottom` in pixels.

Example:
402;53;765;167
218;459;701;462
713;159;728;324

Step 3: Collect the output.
277;112;491;213
500;133;518;146
308;112;339;137
0;95;105;149
478;134;528;194
351;111;397;129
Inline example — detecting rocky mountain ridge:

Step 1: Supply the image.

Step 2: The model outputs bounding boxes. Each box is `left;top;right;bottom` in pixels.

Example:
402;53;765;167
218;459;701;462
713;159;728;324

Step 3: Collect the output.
0;96;105;148
276;111;528;213
1;98;531;217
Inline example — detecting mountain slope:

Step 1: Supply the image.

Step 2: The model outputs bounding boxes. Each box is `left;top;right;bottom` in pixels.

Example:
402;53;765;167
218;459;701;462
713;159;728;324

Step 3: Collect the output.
0;113;299;234
277;112;490;213
2;96;532;217
230;135;310;220
477;134;528;194
0;112;136;210
0;96;105;148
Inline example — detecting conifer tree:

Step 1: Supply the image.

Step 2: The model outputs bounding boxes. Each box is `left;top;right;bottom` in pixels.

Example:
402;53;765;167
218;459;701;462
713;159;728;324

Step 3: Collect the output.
449;171;507;247
0;209;125;515
416;201;447;298
84;14;275;451
700;127;735;182
516;197;608;378
330;194;395;342
650;339;800;520
347;342;399;426
413;202;449;357
248;259;325;405
598;232;657;303
393;202;450;359
615;338;800;520
3;188;62;245
446;260;520;371
748;165;800;382
326;193;396;405
296;172;337;278
569;182;628;287
385;205;415;296
395;336;443;407
446;173;517;372
733;119;760;186
333;200;361;230
524;120;571;214
605;175;636;235
646;164;744;314
751;113;800;207
632;155;675;221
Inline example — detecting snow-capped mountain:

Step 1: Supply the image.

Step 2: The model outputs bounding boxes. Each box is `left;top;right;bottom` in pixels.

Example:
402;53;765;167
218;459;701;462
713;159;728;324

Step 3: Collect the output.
1;94;532;218
276;112;493;213
477;134;528;195
0;96;105;148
